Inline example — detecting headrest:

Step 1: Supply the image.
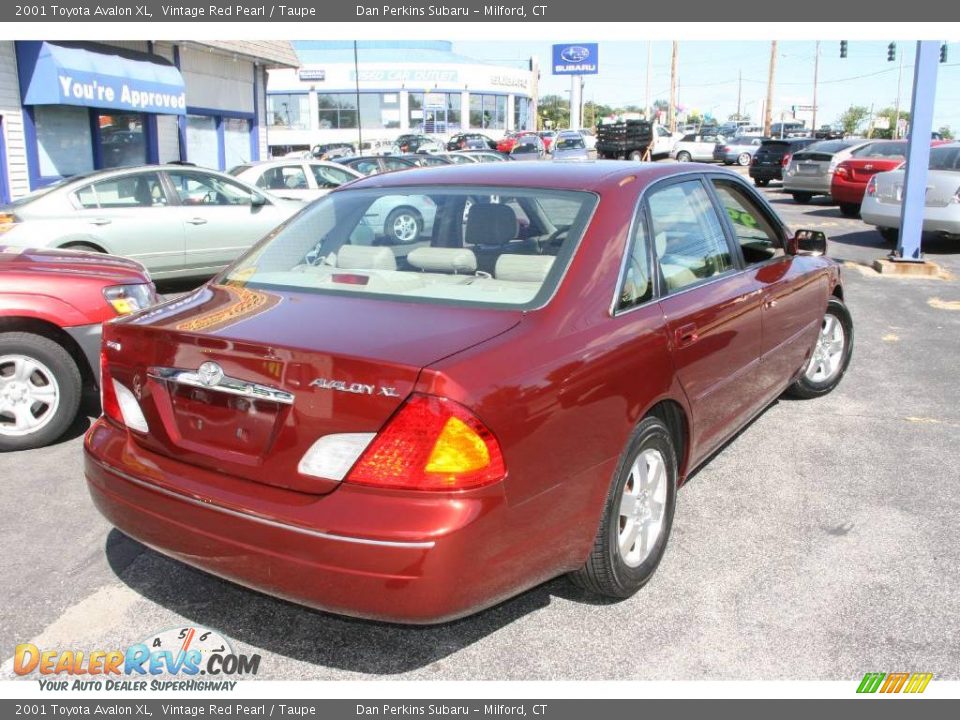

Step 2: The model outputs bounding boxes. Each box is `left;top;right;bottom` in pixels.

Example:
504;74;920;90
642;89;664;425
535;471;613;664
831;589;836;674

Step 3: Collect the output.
336;245;396;271
465;203;518;246
407;247;477;274
495;255;555;283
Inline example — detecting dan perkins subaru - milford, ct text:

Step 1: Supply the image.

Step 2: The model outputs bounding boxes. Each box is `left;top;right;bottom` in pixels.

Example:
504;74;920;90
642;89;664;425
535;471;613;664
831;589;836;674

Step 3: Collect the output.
356;5;548;17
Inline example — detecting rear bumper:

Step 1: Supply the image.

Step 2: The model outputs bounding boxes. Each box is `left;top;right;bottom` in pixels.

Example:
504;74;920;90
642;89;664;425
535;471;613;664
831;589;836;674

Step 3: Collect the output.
861;197;960;235
749;166;783;181
782;173;831;194
84;417;533;624
830;178;866;205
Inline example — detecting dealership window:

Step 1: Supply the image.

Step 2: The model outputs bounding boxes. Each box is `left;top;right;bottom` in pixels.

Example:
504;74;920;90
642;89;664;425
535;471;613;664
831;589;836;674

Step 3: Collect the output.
408;92;461;133
99;113;147;169
317;94;358;129
514;97;532;131
184;113;254;171
267;93;310;130
185;115;219;169
34;106;94;177
469;94;507;130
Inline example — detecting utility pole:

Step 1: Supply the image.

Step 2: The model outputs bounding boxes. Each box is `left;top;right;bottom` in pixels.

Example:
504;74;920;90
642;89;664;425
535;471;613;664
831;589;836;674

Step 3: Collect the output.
811;41;820;137
764;41;777;137
669;41;678;132
736;69;742;120
893;49;905;138
645;41;652;119
353;40;363;150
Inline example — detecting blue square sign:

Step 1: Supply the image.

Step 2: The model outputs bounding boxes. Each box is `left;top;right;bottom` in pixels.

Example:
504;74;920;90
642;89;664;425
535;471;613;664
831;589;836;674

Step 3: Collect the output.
552;44;599;75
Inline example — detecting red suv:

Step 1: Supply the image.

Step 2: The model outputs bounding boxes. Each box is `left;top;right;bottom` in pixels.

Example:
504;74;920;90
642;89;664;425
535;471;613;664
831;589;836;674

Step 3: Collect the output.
496;131;538;154
0;247;156;450
86;164;852;623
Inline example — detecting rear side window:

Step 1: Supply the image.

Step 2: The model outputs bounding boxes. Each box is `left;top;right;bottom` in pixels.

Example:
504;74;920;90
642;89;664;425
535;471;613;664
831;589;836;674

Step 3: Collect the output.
76;172;165;209
853;142;906;159
617;210;654;311
646;180;732;293
167;171;256;206
310;164;357;188
223;186;598;310
256;165;308;191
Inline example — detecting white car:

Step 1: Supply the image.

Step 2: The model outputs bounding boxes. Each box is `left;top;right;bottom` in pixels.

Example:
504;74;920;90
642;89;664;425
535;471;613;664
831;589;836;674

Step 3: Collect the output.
575;129;597;151
229;159;436;244
860;143;960;244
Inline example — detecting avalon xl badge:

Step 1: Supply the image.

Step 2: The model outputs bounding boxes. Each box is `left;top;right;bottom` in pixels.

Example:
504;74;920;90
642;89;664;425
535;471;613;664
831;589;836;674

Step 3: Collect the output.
310;378;399;397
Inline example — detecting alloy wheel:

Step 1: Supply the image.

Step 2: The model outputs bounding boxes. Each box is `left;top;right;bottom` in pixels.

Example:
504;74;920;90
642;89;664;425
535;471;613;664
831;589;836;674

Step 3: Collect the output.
805;314;846;383
617;448;668;567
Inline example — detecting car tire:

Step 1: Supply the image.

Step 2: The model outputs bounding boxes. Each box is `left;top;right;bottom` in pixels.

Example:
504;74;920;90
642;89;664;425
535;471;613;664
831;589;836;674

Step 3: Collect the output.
569;416;677;598
383;207;423;244
878;227;899;245
628;150;644;161
787;298;853;400
754;179;770;187
676;151;692;163
839;203;860;218
0;332;82;451
792;192;814;204
737;153;752;166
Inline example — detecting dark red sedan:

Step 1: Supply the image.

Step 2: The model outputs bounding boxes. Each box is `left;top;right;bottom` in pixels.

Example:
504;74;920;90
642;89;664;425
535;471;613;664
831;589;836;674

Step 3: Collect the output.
85;162;853;623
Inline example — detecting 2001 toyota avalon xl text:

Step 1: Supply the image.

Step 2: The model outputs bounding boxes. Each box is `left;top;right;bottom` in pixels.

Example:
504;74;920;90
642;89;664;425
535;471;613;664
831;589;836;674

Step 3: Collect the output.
84;162;853;623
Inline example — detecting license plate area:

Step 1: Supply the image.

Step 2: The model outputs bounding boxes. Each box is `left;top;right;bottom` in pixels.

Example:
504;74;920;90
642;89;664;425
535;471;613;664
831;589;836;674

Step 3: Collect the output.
798;163;819;175
170;385;282;456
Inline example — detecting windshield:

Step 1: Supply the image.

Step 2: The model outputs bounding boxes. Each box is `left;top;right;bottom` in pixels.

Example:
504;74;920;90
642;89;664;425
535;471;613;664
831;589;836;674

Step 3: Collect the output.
222;186;598;310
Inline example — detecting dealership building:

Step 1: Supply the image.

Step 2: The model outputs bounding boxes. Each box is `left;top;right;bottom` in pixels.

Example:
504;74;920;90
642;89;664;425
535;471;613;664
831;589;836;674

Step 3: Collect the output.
0;40;298;202
265;40;537;155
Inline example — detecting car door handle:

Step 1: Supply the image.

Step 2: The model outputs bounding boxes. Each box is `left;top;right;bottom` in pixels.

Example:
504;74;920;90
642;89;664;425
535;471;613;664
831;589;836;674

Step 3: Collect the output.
764;298;779;309
187;217;208;225
675;323;699;348
89;218;112;226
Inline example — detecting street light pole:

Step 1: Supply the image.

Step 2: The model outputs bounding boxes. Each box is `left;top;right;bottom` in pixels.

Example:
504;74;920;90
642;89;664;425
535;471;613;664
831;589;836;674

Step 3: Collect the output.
811;41;820;137
893;49;905;139
764;41;777;137
669;41;678;132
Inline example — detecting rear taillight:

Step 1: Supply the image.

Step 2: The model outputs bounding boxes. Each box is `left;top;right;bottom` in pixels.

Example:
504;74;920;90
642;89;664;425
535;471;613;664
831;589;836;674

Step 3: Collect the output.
345;394;506;491
865;177;878;197
100;344;148;432
781;153;792;168
751;156;759;165
836;164;849;178
99;347;123;427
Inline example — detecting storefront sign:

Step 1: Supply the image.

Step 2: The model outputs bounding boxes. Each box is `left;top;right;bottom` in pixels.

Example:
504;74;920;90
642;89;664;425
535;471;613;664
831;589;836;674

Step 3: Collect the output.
424;93;447;110
351;69;459;83
298;68;326;81
552;44;599;75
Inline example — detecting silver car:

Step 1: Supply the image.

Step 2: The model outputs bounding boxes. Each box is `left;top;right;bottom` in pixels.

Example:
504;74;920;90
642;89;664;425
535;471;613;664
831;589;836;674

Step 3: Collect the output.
713;136;767;166
860;143;960;243
551;131;591;162
671;133;723;162
231;159;436;244
782;139;871;203
0;166;300;280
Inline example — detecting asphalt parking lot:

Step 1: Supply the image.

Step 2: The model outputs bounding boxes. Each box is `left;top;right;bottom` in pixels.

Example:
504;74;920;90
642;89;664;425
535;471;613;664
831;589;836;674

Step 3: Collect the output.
2;164;959;681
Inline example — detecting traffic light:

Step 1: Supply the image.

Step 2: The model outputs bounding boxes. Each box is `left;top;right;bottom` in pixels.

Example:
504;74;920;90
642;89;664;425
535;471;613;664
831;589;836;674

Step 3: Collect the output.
941;43;948;63
887;42;896;62
840;40;848;59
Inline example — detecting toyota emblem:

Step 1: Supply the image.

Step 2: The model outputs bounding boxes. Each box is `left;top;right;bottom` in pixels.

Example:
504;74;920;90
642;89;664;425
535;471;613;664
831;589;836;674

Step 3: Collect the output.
197;362;224;387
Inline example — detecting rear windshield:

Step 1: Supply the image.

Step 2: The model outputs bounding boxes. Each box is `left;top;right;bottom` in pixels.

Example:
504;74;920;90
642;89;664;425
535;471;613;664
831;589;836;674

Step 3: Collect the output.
929;146;960;171
807;140;855;154
222;186;598;310
853;142;906;159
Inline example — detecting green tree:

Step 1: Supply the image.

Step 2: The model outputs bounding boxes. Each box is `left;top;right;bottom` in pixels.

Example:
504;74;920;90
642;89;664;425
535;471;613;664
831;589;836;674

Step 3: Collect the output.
869;107;910;139
583;101;614;128
538;94;569;130
938;125;954;139
838;105;869;136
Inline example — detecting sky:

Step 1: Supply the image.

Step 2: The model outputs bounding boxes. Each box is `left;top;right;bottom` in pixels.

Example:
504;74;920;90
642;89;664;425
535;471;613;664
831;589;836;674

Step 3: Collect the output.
455;40;960;132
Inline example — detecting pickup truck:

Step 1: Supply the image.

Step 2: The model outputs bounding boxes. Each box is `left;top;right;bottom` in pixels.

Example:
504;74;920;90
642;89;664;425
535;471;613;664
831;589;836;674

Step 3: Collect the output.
596;121;681;160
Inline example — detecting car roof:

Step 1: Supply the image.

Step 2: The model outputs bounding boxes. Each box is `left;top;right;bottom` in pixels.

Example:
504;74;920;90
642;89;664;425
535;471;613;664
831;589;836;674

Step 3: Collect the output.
338;160;728;193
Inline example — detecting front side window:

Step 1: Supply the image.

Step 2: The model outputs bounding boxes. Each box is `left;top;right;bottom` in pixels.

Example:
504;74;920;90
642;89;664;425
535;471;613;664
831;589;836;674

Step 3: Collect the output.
646;180;732;293
167;171;256;206
711;179;783;265
310;164;358;189
222;186;598;310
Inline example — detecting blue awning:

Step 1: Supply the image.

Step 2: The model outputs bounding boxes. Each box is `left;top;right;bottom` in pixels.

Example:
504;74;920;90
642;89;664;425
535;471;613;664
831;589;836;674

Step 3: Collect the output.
18;41;186;116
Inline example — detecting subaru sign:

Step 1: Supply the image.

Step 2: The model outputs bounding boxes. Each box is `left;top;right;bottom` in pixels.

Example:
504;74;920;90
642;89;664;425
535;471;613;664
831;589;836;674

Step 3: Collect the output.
552;44;599;75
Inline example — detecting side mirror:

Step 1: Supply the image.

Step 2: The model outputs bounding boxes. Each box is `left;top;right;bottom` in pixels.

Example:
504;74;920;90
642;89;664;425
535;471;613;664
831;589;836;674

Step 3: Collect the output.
250;193;268;207
787;229;827;256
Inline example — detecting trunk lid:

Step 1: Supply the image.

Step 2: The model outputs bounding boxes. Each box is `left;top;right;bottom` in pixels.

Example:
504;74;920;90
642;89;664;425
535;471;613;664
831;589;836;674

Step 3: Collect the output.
847;158;901;183
105;283;521;495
